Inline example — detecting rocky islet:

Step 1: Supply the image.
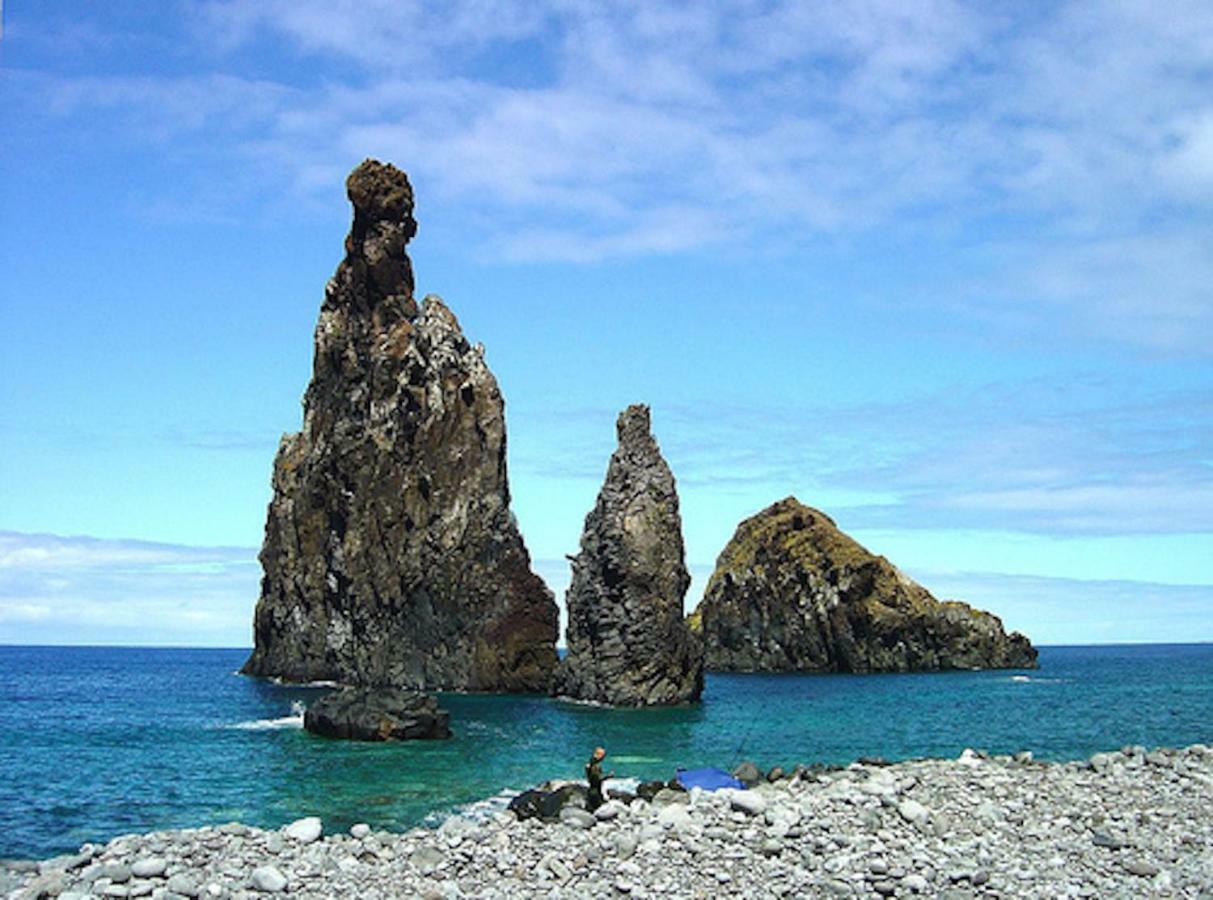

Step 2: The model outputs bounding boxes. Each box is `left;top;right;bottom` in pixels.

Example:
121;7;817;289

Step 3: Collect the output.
240;159;1033;702
552;404;704;707
241;159;558;693
694;497;1037;673
7;743;1210;899
302;687;450;741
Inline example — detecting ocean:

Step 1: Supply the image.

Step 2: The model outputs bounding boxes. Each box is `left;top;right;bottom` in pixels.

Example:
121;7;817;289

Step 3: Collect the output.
1;643;1210;860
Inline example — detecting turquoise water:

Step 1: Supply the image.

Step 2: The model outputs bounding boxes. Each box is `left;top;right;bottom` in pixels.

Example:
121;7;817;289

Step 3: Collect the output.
1;644;1210;859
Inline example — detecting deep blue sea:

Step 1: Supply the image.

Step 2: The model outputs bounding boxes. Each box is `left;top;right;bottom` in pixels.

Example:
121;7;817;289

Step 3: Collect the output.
1;644;1210;859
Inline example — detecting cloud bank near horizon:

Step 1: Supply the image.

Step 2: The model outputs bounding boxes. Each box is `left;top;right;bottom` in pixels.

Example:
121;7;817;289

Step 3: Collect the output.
1;530;1208;648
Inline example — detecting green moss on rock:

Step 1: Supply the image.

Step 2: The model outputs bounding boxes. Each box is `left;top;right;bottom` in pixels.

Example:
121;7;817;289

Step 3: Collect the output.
694;497;1037;673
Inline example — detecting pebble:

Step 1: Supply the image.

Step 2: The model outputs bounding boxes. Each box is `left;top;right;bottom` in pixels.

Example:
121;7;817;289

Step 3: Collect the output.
559;807;597;829
250;864;287;893
1125;860;1160;877
5;743;1211;899
102;863;133;883
728;790;767;816
902;873;928;892
167;873;200;897
131;857;167;878
284;817;323;844
897;799;930;825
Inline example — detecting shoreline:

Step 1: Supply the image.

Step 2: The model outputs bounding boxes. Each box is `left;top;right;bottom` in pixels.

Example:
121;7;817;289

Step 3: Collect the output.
6;742;1212;899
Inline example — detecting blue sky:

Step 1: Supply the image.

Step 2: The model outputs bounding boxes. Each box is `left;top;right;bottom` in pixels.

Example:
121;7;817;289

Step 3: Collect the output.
2;1;1211;646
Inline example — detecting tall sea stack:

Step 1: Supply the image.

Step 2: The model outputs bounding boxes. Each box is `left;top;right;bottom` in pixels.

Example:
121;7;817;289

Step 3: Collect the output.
552;405;704;706
693;497;1037;672
242;159;558;691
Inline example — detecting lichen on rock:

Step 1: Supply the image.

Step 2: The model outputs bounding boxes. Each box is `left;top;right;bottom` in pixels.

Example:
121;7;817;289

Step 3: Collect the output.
241;159;557;691
552;404;704;706
695;497;1037;672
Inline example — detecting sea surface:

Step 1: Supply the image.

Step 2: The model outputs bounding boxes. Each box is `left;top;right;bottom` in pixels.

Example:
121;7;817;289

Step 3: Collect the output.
1;643;1210;859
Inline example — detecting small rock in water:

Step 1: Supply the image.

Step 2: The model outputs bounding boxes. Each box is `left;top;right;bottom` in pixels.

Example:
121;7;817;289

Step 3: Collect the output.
284;816;323;844
732;762;763;787
250;865;287;893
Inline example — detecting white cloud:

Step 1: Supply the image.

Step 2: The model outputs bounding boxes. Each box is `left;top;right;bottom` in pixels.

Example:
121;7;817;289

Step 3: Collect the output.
0;532;258;646
10;1;1213;353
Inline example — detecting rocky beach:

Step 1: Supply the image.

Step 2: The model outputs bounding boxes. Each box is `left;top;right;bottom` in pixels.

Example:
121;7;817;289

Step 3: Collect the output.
7;743;1211;899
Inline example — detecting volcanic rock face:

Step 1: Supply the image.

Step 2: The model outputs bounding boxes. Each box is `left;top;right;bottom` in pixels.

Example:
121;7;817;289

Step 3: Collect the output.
552;405;704;706
242;159;557;691
694;498;1037;672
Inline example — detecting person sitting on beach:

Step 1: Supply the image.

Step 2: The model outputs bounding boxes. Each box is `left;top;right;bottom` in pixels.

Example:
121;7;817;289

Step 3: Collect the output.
585;746;614;812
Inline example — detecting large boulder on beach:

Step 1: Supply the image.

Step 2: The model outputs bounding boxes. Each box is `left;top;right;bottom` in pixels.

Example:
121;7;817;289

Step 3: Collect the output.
241;159;558;692
552;405;704;706
303;687;450;740
693;497;1038;672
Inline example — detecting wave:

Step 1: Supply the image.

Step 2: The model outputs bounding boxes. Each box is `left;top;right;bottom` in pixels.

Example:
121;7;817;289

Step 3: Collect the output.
270;677;341;688
225;701;306;731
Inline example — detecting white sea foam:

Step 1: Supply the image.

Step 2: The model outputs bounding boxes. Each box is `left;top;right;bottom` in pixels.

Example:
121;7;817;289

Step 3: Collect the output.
1009;674;1066;684
269;677;341;688
225;701;306;731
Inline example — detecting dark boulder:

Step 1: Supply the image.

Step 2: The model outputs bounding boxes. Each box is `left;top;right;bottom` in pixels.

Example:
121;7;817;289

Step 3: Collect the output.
636;780;667;802
303;687;450;741
732;761;763;787
507;784;588;822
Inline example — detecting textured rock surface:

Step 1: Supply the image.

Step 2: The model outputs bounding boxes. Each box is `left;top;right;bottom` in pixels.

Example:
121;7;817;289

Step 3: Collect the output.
552;405;703;706
304;687;451;741
694;497;1037;672
242;159;557;691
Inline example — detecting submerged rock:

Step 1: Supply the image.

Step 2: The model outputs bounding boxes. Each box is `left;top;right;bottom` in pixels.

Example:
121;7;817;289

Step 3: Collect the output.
304;687;450;741
242;159;557;691
552;405;704;706
694;497;1037;672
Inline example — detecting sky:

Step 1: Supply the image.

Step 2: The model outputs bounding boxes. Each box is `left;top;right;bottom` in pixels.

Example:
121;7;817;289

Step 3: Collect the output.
1;0;1211;647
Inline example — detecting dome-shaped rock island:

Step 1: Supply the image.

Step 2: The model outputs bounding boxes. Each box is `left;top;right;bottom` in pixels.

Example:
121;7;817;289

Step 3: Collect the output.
692;497;1037;672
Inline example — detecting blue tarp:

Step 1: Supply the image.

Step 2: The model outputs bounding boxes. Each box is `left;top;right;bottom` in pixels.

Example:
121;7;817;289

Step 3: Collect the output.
675;767;745;791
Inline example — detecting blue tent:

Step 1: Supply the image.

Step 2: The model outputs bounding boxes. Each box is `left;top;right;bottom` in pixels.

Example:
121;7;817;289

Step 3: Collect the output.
675;767;745;791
